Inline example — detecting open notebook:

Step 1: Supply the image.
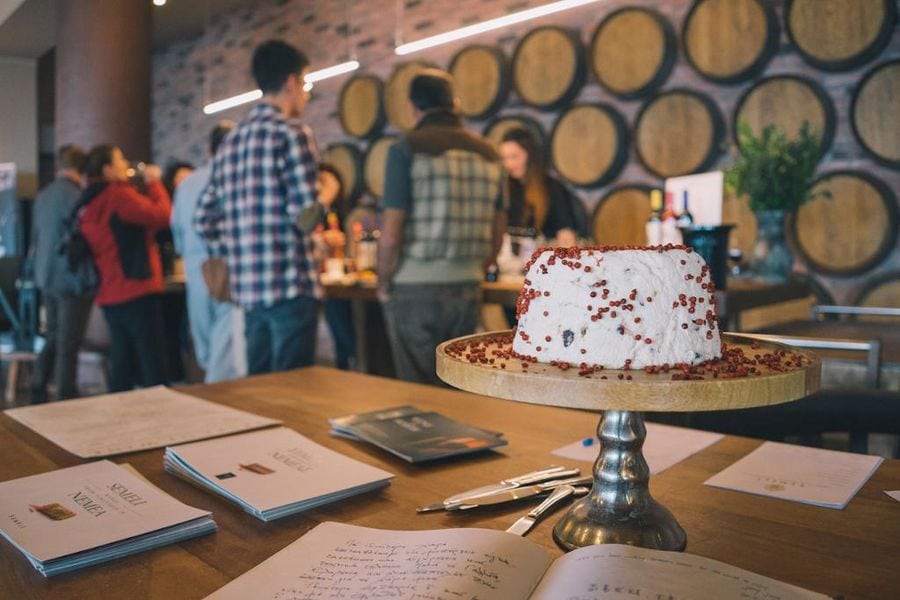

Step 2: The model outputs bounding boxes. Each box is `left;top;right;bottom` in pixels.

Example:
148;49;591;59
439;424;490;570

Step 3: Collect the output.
0;460;214;576
205;522;827;600
165;427;394;521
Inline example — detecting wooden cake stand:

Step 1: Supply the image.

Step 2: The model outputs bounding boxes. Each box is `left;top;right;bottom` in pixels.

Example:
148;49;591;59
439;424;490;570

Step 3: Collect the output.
436;331;821;552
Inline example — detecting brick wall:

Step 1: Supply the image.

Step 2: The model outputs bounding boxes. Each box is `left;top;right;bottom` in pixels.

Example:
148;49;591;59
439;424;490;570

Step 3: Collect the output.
152;0;900;304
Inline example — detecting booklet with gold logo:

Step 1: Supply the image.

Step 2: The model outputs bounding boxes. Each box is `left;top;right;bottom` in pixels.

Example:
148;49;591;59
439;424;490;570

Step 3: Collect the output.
0;460;214;576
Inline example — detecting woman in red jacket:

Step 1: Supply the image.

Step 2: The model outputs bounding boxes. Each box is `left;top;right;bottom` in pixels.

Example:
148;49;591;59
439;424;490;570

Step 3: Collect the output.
80;145;173;392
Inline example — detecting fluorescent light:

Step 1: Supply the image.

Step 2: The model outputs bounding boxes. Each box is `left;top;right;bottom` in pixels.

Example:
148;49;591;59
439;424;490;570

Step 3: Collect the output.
305;60;360;83
396;0;602;55
202;60;359;115
203;89;263;115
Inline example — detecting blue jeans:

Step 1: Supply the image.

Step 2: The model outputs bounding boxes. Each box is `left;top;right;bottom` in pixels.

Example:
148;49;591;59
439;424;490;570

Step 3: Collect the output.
244;296;319;375
324;299;356;370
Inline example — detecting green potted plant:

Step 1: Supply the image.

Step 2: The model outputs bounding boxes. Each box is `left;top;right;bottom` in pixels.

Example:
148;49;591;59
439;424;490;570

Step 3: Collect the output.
725;121;827;282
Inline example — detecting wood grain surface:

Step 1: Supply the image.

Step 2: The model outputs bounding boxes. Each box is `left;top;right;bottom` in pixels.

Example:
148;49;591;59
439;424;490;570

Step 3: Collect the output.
592;185;653;246
437;332;821;412
794;171;898;275
512;26;584;109
550;103;626;187
338;74;384;139
2;367;898;599
684;0;775;82
852;60;900;166
590;7;673;97
787;0;893;69
363;135;397;198
448;45;508;119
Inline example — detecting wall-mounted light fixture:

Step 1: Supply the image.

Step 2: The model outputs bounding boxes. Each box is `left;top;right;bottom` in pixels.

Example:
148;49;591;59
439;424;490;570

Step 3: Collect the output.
395;0;602;55
203;60;360;115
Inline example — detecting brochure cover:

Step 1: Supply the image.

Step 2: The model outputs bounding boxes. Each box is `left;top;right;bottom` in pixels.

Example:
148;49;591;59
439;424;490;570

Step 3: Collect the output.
0;460;215;576
330;406;507;463
165;427;394;521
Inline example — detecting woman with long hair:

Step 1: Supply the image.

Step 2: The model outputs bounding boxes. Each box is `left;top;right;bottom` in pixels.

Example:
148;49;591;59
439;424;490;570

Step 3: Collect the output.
499;127;578;247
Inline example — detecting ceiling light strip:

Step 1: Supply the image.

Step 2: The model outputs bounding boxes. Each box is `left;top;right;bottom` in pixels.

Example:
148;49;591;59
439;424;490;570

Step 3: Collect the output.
395;0;603;55
203;60;360;115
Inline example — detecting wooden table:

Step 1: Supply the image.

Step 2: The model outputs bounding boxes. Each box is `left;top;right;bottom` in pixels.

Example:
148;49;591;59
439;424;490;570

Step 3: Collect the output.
1;367;898;599
716;277;813;331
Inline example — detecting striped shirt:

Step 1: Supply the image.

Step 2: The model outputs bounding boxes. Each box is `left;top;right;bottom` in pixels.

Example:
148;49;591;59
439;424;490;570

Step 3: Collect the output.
194;103;321;310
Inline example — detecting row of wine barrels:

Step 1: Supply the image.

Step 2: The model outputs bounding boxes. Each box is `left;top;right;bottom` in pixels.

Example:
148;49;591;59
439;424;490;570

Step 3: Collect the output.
683;0;778;84
734;75;835;153
590;7;674;99
851;59;900;169
786;0;896;72
793;170;898;276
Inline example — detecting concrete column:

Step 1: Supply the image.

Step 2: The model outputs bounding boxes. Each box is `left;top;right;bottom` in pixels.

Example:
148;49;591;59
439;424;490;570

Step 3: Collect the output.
55;0;152;161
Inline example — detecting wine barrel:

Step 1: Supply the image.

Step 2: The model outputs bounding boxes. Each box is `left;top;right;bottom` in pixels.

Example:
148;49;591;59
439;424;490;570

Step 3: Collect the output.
683;0;778;84
734;75;836;154
384;61;433;131
338;74;385;139
512;26;585;111
793;170;899;276
550;103;628;188
634;89;724;178
320;143;364;205
482;114;546;151
592;185;653;246
855;272;900;311
448;45;509;120
851;59;900;169
363;135;398;199
590;7;675;99
786;0;896;72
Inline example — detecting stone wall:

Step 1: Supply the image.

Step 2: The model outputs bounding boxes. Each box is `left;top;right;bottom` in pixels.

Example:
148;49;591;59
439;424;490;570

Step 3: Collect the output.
152;0;900;305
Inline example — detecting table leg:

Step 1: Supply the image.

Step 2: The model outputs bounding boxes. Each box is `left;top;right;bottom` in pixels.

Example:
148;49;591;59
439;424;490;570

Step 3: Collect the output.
553;410;687;551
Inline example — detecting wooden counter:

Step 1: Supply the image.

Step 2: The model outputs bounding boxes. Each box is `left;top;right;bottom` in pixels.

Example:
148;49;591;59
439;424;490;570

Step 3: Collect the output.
3;368;896;599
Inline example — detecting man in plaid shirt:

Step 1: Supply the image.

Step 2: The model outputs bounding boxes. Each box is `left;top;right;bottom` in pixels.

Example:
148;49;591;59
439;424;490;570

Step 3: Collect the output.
378;70;507;384
195;40;328;375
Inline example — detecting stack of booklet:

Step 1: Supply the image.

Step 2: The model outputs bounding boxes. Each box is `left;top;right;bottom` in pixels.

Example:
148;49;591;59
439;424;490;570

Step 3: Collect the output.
0;460;215;577
329;405;507;463
164;427;394;521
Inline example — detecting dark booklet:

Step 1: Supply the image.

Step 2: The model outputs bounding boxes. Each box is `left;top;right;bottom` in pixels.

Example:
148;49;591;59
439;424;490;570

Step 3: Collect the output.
329;405;506;463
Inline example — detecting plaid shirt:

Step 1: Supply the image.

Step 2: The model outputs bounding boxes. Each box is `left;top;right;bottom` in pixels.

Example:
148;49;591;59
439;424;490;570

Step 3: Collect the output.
195;103;321;310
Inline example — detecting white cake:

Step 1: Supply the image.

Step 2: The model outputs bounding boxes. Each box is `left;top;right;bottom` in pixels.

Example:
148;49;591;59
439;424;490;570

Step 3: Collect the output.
513;246;721;369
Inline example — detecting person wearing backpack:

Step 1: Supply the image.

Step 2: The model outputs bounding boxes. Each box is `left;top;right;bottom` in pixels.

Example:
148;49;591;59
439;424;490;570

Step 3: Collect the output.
30;145;94;403
79;145;173;392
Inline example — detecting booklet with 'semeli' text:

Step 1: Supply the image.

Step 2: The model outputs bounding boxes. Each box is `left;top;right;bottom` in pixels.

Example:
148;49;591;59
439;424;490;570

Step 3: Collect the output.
205;522;827;600
165;427;393;521
0;460;215;576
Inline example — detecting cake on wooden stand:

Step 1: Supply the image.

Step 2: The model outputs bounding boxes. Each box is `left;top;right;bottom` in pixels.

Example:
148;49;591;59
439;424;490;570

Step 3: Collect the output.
436;246;821;552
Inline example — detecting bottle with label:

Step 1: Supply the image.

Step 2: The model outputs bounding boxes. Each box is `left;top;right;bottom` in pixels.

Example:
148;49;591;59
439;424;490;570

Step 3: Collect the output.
661;190;681;245
645;189;663;245
326;212;345;260
356;217;378;272
676;190;694;229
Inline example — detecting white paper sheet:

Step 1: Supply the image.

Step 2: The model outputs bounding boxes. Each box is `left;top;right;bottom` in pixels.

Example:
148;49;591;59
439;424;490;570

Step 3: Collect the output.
551;423;724;474
4;386;279;458
704;441;883;509
886;490;900;503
